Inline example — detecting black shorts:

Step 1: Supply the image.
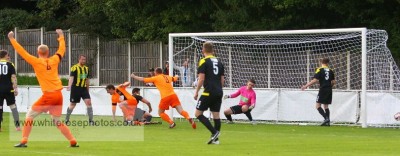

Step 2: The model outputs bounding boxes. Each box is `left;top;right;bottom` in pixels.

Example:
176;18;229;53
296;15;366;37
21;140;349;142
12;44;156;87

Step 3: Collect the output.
230;105;252;114
316;88;332;104
0;92;15;106
70;87;91;103
196;95;223;112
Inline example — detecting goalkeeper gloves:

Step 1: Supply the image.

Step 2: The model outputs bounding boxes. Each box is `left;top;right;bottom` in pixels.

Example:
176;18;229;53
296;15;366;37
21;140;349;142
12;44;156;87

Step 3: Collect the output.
249;105;255;110
223;95;230;100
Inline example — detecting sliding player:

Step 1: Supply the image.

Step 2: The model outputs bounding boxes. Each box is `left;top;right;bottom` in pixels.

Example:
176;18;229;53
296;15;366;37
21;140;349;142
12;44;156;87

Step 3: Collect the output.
131;67;196;129
131;88;153;122
105;82;138;125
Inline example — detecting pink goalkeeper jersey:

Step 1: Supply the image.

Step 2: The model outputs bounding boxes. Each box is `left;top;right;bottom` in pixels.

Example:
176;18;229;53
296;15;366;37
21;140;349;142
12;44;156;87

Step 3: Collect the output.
230;86;256;106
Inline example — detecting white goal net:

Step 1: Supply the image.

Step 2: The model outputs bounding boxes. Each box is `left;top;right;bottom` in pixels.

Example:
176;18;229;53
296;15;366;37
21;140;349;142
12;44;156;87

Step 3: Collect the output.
169;28;400;127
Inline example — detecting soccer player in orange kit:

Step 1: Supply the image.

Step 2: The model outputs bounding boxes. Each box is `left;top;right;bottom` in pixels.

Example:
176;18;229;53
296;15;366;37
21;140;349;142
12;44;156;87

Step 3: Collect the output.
9;29;78;148
131;67;196;129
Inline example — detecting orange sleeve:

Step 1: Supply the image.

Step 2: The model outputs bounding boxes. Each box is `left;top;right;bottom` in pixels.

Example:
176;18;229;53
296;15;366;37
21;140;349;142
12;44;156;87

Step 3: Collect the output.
111;94;119;103
9;38;38;65
56;37;66;57
50;37;65;63
144;77;156;83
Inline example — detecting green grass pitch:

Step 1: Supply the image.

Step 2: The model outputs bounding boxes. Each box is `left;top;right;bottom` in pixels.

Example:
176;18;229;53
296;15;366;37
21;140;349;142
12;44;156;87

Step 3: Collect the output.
0;112;399;156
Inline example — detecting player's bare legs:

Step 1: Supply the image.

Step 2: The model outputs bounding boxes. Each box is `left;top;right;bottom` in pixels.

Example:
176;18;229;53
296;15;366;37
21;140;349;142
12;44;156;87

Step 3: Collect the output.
118;101;136;125
175;105;196;129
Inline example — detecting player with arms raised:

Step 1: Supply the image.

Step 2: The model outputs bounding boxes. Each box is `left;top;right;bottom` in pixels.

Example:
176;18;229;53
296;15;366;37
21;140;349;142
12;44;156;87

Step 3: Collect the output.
301;58;336;126
194;42;225;144
9;29;78;147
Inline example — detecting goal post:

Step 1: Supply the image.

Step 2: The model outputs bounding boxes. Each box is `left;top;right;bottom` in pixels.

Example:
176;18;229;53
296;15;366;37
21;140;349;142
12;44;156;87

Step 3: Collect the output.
168;28;400;128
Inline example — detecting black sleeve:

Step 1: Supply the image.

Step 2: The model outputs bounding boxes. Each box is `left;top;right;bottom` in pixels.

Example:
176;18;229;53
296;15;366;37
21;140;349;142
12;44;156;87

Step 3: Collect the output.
8;62;16;75
70;66;77;77
134;95;143;101
86;67;92;79
313;68;321;80
197;60;206;74
220;62;225;76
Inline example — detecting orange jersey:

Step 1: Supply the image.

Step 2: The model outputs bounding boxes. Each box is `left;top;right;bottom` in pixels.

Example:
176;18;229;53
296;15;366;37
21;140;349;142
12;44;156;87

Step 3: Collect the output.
144;74;178;98
10;37;65;92
111;85;137;105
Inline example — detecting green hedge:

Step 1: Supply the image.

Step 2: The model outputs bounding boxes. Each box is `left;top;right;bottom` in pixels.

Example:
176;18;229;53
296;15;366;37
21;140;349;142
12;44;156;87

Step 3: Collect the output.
17;75;68;86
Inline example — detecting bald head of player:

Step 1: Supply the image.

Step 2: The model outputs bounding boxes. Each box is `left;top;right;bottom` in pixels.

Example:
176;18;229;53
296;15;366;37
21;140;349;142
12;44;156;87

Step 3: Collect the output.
37;44;49;58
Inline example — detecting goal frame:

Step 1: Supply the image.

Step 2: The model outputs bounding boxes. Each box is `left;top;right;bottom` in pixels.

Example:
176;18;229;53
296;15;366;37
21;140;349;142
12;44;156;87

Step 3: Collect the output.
168;28;368;128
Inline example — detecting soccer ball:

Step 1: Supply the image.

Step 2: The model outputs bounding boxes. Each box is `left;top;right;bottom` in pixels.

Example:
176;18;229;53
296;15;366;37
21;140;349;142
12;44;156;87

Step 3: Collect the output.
394;112;400;121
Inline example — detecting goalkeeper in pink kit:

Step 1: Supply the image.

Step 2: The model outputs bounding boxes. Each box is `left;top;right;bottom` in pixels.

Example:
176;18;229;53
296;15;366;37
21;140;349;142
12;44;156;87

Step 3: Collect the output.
223;79;257;125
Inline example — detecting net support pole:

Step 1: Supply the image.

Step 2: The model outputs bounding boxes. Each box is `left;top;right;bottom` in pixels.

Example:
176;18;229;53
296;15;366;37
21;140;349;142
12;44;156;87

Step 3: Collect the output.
390;61;393;91
168;35;174;120
268;52;271;88
229;46;232;88
194;48;198;82
306;50;310;84
97;37;100;85
361;28;368;128
347;51;351;90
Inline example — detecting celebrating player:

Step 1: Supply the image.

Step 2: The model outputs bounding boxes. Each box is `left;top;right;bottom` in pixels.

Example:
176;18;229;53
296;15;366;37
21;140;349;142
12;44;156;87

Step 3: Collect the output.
131;67;196;129
65;55;94;125
194;42;225;144
105;82;138;125
301;58;336;126
223;79;257;125
9;29;78;147
0;50;20;131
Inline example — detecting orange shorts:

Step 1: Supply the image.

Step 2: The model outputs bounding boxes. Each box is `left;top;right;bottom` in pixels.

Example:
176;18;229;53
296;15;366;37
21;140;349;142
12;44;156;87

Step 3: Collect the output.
31;90;63;117
159;94;181;110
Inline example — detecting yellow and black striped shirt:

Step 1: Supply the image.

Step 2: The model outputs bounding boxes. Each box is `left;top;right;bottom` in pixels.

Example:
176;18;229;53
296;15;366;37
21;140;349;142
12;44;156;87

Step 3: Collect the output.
70;64;89;88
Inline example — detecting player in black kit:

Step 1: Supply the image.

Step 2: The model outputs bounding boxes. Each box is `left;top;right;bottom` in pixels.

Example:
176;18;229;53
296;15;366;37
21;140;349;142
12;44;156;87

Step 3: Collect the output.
301;58;336;126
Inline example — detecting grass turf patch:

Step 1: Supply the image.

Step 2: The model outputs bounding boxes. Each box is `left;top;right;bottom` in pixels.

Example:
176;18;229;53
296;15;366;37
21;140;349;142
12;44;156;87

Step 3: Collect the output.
0;112;399;156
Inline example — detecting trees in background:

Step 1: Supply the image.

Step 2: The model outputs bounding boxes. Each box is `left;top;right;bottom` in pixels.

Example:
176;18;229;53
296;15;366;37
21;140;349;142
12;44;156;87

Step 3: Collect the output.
1;0;400;60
